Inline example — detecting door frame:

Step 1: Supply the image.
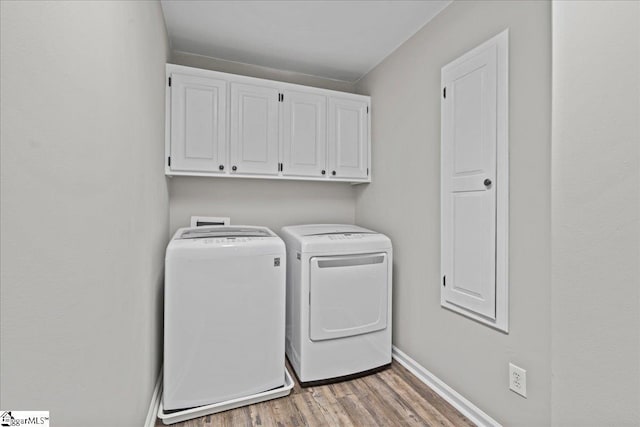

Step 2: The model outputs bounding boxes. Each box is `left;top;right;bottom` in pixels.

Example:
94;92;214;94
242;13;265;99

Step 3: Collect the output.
440;29;510;333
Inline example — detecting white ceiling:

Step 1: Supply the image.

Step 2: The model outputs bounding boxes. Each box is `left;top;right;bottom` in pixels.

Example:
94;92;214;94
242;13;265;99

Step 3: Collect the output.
160;1;452;82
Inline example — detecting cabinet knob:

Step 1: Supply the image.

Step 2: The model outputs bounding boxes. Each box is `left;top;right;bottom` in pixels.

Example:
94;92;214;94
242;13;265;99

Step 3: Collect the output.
232;166;237;171
321;170;326;175
219;165;224;171
484;178;492;187
332;171;336;176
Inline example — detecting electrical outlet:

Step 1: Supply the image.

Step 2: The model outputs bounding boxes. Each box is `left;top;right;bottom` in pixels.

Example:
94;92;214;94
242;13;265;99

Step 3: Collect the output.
509;363;527;398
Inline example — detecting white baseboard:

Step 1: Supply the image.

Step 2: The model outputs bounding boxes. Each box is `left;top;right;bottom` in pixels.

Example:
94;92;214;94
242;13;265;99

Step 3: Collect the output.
392;346;501;427
143;368;163;427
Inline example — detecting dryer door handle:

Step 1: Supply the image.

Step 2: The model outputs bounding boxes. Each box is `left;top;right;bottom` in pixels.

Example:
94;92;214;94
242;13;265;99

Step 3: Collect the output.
316;254;385;269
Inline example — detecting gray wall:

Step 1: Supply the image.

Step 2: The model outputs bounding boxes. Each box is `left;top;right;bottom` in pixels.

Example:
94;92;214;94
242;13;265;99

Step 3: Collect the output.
551;2;640;426
355;1;552;425
0;2;169;426
168;53;358;234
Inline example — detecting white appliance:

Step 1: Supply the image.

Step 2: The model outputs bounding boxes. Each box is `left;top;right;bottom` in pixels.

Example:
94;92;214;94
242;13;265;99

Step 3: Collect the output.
279;224;392;385
163;226;286;411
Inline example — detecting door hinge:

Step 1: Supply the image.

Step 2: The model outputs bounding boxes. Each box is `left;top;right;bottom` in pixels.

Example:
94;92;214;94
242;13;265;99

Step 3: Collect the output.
168;77;172;87
167;156;171;167
443;86;446;99
443;275;446;287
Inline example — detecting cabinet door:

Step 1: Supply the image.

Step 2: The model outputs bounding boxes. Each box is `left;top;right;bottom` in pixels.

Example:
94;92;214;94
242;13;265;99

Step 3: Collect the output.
170;73;227;173
282;91;327;177
441;30;508;328
328;97;369;179
230;83;280;175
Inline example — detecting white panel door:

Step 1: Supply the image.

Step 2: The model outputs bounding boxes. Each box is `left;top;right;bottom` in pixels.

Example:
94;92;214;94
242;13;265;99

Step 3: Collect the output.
230;82;280;175
282;90;327;177
441;31;509;323
328;97;369;179
170;73;227;173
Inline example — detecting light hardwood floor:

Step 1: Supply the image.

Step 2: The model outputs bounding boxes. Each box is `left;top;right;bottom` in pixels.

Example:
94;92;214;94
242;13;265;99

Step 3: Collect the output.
155;361;475;427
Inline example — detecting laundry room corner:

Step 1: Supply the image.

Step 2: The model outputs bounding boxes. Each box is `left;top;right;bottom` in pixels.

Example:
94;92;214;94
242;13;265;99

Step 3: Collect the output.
354;1;552;425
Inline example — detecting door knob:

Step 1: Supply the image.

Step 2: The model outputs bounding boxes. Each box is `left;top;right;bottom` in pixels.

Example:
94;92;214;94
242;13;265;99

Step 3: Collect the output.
484;178;492;186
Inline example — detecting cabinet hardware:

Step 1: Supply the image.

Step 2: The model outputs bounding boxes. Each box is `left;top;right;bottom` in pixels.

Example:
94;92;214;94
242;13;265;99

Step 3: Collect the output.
232;165;237;171
367;168;369;176
443;275;446;287
332;170;336;176
484;178;492;187
168;77;172;87
443;86;446;98
168;157;171;167
367;106;369;114
219;165;224;171
321;170;326;175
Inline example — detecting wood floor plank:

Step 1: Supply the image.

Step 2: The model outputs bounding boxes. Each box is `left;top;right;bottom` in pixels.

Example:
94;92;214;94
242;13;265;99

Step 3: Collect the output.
309;387;354;426
337;391;381;426
378;368;458;427
347;375;410;426
155;361;476;427
289;390;331;426
267;393;306;427
392;363;475;427
365;371;433;426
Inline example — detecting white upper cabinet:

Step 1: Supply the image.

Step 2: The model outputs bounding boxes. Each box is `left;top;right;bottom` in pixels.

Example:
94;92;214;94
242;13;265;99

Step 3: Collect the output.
441;30;509;332
169;73;227;173
281;90;327;178
165;64;371;183
328;97;369;180
230;82;280;175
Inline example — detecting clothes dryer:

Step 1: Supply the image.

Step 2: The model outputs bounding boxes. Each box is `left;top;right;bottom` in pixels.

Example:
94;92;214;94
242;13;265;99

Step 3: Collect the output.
279;224;392;385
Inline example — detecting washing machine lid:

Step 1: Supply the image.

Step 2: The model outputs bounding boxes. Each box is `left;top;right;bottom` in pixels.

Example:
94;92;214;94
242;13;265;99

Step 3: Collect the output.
178;226;274;240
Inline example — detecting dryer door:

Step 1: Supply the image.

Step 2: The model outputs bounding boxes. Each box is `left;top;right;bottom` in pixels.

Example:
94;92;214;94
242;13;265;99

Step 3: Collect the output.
309;252;388;341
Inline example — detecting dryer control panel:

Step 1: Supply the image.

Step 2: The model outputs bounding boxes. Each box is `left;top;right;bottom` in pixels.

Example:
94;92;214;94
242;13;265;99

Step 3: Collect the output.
327;233;367;241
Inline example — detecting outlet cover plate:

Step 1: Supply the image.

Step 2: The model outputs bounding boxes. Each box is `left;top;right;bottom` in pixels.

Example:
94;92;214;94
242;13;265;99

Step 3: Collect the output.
509;363;527;398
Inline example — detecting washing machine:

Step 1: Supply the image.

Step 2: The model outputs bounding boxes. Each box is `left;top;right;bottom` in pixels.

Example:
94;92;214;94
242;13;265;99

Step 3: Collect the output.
163;226;286;411
279;224;392;385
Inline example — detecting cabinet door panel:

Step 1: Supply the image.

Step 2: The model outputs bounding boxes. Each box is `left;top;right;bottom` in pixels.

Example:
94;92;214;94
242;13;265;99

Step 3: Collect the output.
282;91;326;177
328;97;368;179
170;74;226;172
230;83;279;175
